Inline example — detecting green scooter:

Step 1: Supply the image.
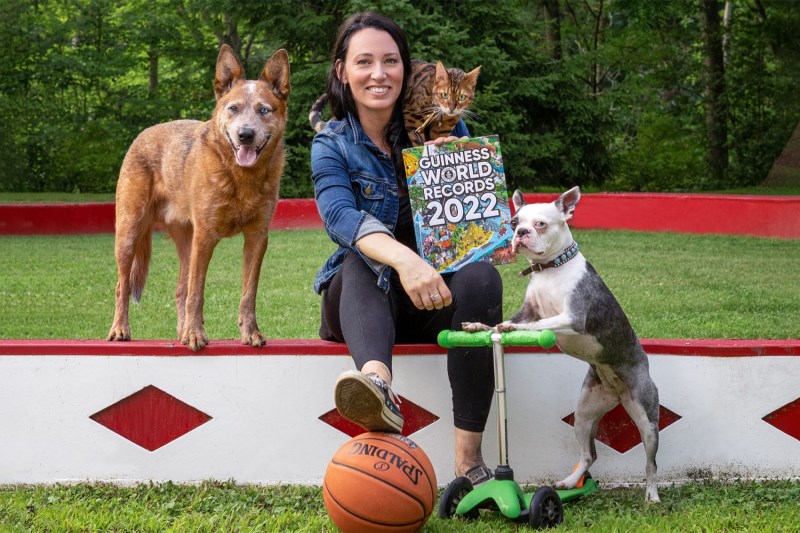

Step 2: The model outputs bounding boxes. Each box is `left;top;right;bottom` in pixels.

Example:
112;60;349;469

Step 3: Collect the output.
437;329;598;529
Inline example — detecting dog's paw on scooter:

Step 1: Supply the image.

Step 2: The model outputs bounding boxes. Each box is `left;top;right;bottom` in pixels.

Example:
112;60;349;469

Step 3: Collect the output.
462;187;661;503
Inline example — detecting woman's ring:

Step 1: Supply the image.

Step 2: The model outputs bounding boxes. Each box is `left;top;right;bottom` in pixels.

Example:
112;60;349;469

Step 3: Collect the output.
430;293;440;300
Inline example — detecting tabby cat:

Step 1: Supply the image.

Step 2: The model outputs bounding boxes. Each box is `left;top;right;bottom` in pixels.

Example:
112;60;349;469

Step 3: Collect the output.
308;60;480;146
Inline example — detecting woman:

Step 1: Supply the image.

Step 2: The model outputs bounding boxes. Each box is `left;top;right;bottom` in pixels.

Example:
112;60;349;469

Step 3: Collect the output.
311;11;502;485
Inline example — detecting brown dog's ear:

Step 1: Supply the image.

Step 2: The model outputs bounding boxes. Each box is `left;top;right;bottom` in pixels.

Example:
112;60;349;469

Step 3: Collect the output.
512;190;526;212
260;48;291;100
214;44;246;100
555;186;581;221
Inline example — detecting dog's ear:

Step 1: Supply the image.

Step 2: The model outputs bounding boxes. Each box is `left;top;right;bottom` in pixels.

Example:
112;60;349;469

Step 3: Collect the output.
555;186;581;221
260;48;291;100
214;44;246;100
512;190;526;212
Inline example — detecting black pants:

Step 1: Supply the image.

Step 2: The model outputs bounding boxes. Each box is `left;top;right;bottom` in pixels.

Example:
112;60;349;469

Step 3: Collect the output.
320;252;502;432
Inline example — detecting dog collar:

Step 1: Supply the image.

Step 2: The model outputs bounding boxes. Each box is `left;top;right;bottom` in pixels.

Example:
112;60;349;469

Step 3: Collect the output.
519;241;579;277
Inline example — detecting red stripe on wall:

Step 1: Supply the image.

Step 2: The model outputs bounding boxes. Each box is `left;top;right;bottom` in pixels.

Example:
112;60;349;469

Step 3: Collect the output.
1;339;798;357
1;194;799;238
522;193;800;239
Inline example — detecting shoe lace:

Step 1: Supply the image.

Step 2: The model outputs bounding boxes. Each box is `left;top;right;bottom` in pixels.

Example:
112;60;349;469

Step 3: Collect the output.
366;373;402;406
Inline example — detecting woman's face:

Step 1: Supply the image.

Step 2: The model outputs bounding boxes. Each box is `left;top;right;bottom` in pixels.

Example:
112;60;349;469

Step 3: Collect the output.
337;28;403;121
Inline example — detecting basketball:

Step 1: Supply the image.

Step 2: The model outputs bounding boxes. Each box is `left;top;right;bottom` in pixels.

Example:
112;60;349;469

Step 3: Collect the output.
323;432;437;532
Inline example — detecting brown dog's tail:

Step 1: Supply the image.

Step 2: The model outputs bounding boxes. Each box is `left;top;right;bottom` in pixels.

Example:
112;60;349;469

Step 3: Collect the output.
129;233;152;304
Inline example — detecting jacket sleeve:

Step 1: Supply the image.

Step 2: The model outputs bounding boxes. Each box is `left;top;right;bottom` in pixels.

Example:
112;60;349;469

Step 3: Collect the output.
311;133;391;250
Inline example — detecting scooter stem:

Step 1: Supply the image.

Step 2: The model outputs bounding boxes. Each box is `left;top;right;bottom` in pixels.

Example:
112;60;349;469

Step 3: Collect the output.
491;331;511;472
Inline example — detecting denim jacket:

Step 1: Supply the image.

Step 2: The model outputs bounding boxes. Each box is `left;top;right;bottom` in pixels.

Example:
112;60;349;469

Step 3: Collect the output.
311;112;468;294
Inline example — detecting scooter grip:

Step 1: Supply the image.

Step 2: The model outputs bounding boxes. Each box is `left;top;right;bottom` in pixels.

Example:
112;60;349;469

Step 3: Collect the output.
437;330;492;348
501;329;557;349
436;329;557;349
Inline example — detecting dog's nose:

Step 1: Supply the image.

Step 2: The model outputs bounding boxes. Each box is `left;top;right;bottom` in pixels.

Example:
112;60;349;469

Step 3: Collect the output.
516;228;531;238
238;127;255;145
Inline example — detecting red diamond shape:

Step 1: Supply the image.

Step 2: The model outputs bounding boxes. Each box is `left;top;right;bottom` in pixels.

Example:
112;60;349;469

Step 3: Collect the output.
90;385;212;451
562;404;681;453
319;395;439;437
763;397;800;441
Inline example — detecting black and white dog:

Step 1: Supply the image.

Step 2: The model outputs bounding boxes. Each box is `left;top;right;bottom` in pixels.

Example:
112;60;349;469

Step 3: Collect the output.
463;187;661;503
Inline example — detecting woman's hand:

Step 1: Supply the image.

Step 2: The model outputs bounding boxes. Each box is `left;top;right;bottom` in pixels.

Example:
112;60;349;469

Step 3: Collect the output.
424;135;468;147
394;251;452;311
355;233;451;311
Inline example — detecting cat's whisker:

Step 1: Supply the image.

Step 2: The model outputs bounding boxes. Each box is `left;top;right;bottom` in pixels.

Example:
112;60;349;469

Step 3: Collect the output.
460;109;481;122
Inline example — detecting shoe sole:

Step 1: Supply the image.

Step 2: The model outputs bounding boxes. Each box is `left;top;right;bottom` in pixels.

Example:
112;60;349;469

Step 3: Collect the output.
334;371;403;433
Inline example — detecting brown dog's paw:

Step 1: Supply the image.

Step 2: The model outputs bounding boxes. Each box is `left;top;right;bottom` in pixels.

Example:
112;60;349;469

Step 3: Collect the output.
107;324;131;342
242;330;267;347
181;327;208;352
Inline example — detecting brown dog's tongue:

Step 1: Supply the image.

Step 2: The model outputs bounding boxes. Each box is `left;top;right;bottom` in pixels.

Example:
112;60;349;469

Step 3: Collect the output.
237;145;257;167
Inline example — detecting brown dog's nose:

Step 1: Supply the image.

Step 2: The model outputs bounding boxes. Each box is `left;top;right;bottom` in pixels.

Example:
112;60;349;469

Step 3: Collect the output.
238;127;255;144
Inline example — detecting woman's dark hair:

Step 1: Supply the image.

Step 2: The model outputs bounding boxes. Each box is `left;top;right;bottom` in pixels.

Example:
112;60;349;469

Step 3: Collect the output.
325;11;412;158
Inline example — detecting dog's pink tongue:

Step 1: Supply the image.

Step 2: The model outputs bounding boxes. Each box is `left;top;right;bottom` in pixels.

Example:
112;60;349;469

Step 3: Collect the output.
237;145;257;167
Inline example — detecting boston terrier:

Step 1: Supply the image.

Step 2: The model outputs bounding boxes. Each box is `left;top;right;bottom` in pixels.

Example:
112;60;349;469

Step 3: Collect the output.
463;187;661;503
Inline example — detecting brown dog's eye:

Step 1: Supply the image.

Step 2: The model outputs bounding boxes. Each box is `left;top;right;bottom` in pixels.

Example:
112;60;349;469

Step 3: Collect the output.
228;104;239;113
259;106;271;116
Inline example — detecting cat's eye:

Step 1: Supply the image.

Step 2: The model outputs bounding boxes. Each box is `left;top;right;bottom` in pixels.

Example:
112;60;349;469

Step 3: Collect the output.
440;92;449;99
458;94;467;101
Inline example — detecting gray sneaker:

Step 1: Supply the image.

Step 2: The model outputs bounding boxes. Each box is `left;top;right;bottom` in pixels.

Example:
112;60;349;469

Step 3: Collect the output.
334;370;404;433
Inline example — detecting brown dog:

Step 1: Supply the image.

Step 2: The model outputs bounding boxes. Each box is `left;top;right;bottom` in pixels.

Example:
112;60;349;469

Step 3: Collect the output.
107;45;291;351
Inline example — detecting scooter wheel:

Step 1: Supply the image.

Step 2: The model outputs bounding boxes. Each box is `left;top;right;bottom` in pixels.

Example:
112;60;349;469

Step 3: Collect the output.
438;476;479;520
528;486;563;529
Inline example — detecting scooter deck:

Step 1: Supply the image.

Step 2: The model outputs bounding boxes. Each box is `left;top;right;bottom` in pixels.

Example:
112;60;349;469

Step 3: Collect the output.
455;478;599;520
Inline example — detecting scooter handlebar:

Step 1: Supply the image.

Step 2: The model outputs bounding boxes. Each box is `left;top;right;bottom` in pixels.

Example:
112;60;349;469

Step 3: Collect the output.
437;329;557;349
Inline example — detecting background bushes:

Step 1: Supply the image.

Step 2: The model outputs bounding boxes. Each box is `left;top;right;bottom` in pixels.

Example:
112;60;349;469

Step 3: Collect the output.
1;0;798;197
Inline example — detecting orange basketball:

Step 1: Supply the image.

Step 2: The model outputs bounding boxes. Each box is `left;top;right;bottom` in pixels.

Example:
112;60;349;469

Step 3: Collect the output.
323;432;437;532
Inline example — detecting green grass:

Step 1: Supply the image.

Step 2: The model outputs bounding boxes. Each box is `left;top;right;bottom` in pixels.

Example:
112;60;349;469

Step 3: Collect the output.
1;229;799;530
1;479;799;532
1;229;798;340
0;192;116;203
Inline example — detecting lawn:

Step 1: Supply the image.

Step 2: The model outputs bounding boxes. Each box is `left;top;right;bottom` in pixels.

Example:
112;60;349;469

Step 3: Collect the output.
1;478;799;531
0;228;798;340
1;228;799;531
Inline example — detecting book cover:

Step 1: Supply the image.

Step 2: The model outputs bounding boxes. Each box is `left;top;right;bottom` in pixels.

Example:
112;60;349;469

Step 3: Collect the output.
403;135;515;273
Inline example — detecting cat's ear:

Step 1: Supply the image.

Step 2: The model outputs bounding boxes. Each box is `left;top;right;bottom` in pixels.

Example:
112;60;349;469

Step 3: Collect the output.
464;65;481;89
435;61;448;82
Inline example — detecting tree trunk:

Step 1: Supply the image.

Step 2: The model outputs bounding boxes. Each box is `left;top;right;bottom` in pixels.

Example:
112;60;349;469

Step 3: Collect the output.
722;1;732;66
541;0;562;61
701;0;729;185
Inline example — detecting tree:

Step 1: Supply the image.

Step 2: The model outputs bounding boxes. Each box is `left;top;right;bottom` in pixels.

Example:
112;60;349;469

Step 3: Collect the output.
701;0;729;186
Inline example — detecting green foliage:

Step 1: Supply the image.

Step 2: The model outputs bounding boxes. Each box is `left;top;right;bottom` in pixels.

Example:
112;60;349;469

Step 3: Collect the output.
1;1;799;195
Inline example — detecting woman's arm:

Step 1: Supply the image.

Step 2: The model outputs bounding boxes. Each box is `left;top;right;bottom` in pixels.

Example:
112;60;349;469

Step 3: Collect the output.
355;232;451;311
311;134;392;249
